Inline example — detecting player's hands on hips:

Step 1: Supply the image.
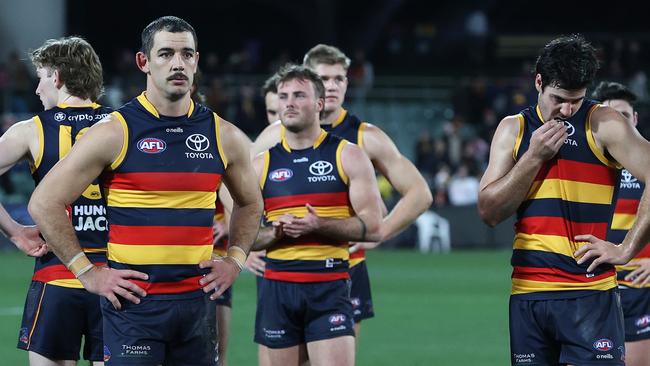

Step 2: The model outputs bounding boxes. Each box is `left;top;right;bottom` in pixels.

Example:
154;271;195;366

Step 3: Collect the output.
78;266;148;310
199;256;240;300
528;119;567;162
625;258;650;287
11;225;48;257
574;234;633;272
282;204;320;238
245;250;266;277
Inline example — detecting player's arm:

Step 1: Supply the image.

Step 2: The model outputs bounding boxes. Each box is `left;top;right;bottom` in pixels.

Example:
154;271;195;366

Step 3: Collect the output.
282;143;382;242
199;119;263;299
250;121;281;157
575;107;650;271
478;116;567;226
28;115;148;309
249;152;286;251
362;124;432;240
0;119;47;256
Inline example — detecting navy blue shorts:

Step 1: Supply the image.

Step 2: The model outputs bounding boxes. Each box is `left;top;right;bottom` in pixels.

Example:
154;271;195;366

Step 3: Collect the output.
510;290;625;365
17;281;103;361
620;288;650;342
349;261;374;322
214;286;232;308
254;279;355;348
101;294;217;365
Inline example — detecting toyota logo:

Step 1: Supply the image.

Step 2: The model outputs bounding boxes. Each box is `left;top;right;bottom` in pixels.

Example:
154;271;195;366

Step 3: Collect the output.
185;134;210;152
309;160;333;176
54;112;66;122
562;120;575;137
622;169;637;183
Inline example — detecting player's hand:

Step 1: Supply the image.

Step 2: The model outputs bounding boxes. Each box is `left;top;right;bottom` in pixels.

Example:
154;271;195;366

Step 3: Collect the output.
199;256;240;300
245;250;266;277
349;241;381;253
574;234;632;272
10;225;48;257
527;119;567;162
625;258;650;287
212;219;228;245
282;204;320;238
78;266;148;310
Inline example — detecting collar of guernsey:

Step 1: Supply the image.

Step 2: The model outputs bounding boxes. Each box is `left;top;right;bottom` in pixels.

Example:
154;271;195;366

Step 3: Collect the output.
101;92;227;296
261;130;353;282
511;100;620;298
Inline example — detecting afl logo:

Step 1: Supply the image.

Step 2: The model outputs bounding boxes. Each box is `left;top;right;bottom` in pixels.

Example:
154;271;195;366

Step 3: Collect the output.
54;112;66;122
593;338;613;351
186;134;210;152
329;314;346;325
309;160;333;176
137;138;166;154
622;169;638;183
562;120;575;137
636;315;650;328
269;168;293;182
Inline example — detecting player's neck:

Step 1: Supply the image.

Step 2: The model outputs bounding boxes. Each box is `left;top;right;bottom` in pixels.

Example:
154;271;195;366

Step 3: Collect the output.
145;87;192;117
56;91;92;107
320;107;344;126
284;122;322;150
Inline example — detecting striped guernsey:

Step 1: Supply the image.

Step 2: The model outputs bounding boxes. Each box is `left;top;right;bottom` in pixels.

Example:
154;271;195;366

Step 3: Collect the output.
512;100;619;298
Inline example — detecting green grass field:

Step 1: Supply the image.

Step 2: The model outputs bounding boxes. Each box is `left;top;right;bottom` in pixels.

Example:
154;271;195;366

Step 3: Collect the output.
0;249;512;365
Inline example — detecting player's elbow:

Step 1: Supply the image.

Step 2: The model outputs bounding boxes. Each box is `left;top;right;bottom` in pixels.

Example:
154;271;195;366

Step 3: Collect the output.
363;216;382;242
477;200;500;227
28;187;48;225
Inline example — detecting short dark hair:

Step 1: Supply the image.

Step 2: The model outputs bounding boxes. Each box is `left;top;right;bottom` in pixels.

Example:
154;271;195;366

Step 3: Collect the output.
141;16;197;56
261;73;279;98
303;44;351;70
30;36;104;101
535;34;599;91
276;63;325;100
591;81;637;104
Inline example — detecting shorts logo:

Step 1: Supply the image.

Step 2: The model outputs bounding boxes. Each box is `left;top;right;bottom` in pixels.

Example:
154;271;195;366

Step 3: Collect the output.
351;297;361;308
186;133;210;152
309;161;333;176
18;327;28;344
593;338;613;351
54;112;66;122
269;168;293;182
636;315;650;328
137;138;166;154
329;314;346;325
103;345;111;362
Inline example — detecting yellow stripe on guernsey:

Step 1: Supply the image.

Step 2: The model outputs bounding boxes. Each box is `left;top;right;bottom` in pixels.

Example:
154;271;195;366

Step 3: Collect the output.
260;151;271;189
110;112;129;171
267;245;349;261
512;114;525;160
585;104;620;169
526;179;614;204
266;206;353;222
357;122;367;149
513;233;583;258
48;279;84;288
611;213;635;230
108;243;213;265
336;140;349;185
512;275;617;295
106;189;216;209
213;114;228;169
31;116;45;172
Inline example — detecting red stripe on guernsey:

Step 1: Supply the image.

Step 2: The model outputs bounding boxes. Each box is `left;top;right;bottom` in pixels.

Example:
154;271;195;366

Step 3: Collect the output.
615;199;640;215
534;159;617;185
516;216;608;239
32;263;106;282
104;172;221;192
637;245;650;259
350;249;366;259
265;269;349;282
130;276;203;294
264;192;349;212
109;225;213;245
512;266;615;283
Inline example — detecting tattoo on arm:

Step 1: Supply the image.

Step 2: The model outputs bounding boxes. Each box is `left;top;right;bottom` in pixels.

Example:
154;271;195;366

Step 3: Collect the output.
357;216;367;242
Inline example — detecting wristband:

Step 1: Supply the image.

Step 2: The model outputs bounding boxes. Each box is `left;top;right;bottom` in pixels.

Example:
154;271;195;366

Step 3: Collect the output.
226;245;247;271
66;252;94;278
